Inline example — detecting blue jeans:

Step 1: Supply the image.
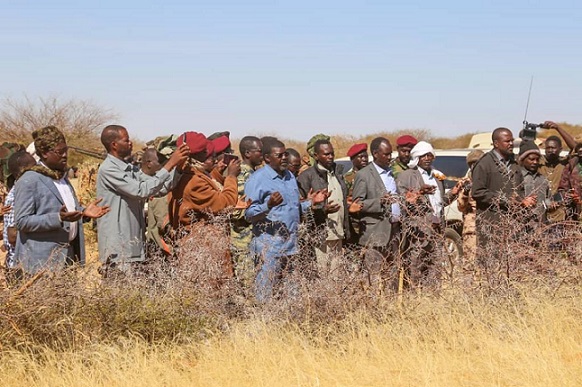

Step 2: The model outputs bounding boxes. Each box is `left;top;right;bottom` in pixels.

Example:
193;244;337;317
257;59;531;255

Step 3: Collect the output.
255;254;291;303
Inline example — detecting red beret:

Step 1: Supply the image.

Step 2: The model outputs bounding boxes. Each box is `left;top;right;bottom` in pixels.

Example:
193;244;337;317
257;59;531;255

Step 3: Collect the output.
347;143;368;158
396;135;418;147
177;131;210;156
211;135;231;154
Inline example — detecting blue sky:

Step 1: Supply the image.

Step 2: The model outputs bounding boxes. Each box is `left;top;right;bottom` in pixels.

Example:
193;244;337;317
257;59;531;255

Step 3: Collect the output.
1;0;581;141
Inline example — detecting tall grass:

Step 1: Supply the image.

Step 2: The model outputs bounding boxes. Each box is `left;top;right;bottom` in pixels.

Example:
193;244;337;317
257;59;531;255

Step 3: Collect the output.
1;286;581;386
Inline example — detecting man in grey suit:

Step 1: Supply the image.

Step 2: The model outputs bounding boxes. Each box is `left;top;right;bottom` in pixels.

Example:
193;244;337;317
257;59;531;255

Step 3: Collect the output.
14;126;110;275
352;137;401;288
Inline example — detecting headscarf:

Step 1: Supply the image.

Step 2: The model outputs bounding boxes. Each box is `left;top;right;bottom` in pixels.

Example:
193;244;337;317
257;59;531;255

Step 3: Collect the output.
408;141;435;169
306;133;330;166
32;126;66;156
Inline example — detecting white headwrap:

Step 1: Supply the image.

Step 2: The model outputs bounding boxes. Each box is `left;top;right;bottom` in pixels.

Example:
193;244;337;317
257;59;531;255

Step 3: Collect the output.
407;141;435;168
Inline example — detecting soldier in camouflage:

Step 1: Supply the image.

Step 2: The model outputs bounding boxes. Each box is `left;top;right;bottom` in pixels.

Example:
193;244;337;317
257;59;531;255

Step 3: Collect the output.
230;136;263;289
343;143;368;246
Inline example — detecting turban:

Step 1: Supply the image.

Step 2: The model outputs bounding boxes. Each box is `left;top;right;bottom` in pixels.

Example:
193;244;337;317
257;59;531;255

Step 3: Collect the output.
177;131;213;157
396;135;418;147
408;141;435;168
32;126;66;155
306;133;331;166
518;141;541;161
347;143;368;158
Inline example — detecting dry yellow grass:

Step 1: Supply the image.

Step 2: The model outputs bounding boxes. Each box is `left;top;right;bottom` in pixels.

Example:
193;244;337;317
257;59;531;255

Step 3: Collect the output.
2;287;581;386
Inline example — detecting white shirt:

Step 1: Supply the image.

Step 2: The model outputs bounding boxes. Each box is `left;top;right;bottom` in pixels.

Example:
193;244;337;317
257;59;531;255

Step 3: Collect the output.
54;175;78;242
418;167;443;220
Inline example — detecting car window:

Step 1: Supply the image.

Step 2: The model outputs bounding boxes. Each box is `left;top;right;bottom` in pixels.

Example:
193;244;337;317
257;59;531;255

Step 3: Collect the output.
433;156;468;189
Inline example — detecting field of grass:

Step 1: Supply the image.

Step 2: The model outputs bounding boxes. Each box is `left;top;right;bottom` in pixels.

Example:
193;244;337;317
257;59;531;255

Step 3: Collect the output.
1;283;581;386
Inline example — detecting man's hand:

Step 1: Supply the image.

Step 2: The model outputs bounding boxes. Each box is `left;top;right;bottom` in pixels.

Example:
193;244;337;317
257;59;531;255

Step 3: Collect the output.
165;143;190;171
404;191;422;204
216;156;228;174
59;205;83;222
226;158;241;177
542;120;560;130
420;184;437;195
267;192;283;209
82;198;111;219
521;195;537;208
450;178;469;196
1;205;12;216
568;190;582;205
348;198;363;214
325;200;341;214
234;195;251;210
310;189;330;206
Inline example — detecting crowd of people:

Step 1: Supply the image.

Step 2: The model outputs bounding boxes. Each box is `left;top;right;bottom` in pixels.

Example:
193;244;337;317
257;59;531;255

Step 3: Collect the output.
1;120;581;299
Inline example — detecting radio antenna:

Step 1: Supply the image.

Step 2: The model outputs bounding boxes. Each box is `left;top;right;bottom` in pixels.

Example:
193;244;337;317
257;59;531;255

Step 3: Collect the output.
523;75;534;123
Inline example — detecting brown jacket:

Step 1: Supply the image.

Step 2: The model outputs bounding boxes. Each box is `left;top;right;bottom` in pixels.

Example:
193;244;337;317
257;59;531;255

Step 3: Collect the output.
558;156;581;220
169;166;238;229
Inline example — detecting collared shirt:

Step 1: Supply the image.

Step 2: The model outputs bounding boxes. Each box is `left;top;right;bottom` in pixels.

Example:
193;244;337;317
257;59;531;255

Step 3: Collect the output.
96;154;177;263
372;162;401;220
317;164;344;240
418;167;443;220
522;168;551;222
3;187;16;268
493;149;512;172
244;164;311;259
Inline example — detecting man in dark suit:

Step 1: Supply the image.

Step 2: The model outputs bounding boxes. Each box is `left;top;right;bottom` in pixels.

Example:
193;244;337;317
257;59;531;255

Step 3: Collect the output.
14;126;109;275
352;137;400;288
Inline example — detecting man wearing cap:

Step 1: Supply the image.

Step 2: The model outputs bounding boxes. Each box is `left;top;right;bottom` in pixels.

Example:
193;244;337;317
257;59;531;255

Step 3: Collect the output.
391;135;418;179
518;141;552;226
96;125;189;276
14;126;110;275
396;141;464;287
168;131;243;280
343;143;368;246
471;128;531;279
297;139;350;277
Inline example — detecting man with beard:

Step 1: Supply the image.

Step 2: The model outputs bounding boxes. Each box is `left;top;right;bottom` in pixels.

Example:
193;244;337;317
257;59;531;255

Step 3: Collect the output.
14;126;110;275
396;141;464;287
96;125;189;276
391;135;418;179
245;139;328;302
471;128;532;278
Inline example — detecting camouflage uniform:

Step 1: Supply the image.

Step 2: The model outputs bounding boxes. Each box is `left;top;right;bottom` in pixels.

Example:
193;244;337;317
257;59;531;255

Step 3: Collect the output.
343;168;362;244
390;159;408;179
230;163;255;288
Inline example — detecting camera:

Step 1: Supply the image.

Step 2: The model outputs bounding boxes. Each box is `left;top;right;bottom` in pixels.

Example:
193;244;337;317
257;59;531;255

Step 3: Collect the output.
519;121;546;142
462;180;472;195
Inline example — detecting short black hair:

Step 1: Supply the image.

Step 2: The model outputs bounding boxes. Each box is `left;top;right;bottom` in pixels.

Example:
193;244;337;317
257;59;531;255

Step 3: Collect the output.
545;135;562;147
239;136;261;156
492;127;511;142
313;139;332;154
7;150;36;188
370;137;390;154
286;148;301;159
101;125;126;152
263;139;285;156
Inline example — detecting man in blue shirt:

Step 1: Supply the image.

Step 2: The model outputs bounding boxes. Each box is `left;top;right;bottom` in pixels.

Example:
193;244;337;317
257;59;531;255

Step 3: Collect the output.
245;139;328;302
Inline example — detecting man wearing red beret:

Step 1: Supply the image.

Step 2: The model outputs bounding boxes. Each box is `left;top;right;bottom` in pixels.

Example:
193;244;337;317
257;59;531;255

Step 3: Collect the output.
391;135;418;179
343;143;369;245
168;131;243;281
